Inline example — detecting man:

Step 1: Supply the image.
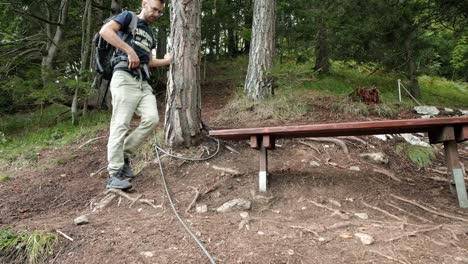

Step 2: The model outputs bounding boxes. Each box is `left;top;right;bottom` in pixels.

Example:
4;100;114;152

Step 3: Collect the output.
99;0;171;190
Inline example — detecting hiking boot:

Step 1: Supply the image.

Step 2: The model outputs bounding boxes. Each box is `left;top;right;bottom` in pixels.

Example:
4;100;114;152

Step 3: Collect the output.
106;172;132;190
122;157;134;179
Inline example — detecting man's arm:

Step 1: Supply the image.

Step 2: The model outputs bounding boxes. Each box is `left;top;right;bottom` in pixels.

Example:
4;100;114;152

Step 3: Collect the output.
99;20;140;69
149;52;172;67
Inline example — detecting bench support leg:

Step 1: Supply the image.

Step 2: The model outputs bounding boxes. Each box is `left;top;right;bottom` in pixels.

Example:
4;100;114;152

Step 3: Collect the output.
259;144;268;192
444;140;468;208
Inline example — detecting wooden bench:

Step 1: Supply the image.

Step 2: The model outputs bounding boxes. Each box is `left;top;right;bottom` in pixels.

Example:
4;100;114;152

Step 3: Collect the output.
209;117;468;208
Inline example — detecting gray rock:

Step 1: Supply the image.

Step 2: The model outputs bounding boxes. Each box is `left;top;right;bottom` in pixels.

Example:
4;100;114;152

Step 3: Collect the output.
355;233;374;245
414;106;440;116
354;213;369;220
216;199;251;213
349;166;361;171
74;215;89;225
196;204;208;213
140;251;154;258
310;161;321;167
359;152;388;164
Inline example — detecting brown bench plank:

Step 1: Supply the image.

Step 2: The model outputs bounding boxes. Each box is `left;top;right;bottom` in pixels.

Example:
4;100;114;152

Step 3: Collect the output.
209;117;468;141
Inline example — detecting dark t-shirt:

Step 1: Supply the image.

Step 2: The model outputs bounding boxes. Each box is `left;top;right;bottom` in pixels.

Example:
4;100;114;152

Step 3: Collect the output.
113;11;155;79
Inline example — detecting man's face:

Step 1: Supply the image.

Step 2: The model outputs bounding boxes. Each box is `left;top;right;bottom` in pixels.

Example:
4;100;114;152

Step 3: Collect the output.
141;0;164;24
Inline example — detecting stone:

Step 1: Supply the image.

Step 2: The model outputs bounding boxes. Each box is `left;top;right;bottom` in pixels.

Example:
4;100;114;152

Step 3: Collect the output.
444;108;454;113
216;199;251;213
339;232;353;239
400;133;430;147
354;213;369;220
74;215;89;225
354;233;375;245
359;152;388;164
196;204;208;213
240;211;249;219
455;256;468;263
349;166;361;171
140;251;154;258
328;199;342;207
310;161;321;167
373;135;388;141
461;110;468;116
414;106;440;116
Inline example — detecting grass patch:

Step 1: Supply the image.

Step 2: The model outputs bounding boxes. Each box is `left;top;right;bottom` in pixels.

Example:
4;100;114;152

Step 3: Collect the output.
396;143;436;168
0;228;57;264
0;174;11;182
418;75;468;107
0;106;110;166
218;88;309;123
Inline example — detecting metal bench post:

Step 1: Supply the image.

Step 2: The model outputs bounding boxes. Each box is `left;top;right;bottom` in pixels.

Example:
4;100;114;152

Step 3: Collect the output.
444;140;468;208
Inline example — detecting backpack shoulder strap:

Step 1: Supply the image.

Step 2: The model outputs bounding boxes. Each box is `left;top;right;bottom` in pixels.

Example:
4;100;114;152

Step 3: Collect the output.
127;11;138;34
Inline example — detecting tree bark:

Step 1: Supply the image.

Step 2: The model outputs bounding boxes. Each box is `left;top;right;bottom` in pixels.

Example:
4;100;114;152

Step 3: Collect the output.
314;19;330;74
244;0;276;100
41;0;70;84
164;0;202;147
405;30;420;98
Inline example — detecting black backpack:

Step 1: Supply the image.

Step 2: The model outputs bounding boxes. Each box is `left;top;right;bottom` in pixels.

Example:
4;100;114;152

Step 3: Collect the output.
93;11;138;80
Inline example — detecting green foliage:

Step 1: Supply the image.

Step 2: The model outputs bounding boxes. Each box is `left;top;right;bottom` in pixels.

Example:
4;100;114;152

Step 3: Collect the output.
332;99;369;116
396;143;436;168
418;76;468;107
0;175;11;182
0;107;110;165
0;228;57;264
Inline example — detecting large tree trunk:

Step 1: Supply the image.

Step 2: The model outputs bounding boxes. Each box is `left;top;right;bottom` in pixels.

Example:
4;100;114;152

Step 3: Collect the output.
41;0;70;84
314;19;330;74
164;0;202;147
405;30;420;98
244;0;276;100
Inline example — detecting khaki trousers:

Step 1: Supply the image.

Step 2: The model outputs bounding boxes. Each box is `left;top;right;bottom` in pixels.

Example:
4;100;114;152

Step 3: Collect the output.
107;71;159;175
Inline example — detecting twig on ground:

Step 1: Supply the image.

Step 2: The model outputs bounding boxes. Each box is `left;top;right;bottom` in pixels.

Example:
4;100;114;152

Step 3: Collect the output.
224;144;240;154
78;136;105;149
212;165;241;175
90;166;107;177
386;225;443;242
298;141;321;154
391;194;468;223
306;137;349;155
368;250;408;264
185;188;200;213
56;230;74;242
361;200;404;221
372;168;401;182
309;200;349;220
339;136;369;146
289;225;320;237
93;193;116;212
384;202;433;223
106;189;162;209
129;194;143;208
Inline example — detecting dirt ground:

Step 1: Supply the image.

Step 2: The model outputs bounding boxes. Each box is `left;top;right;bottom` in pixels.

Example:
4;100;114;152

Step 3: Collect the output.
1;80;468;264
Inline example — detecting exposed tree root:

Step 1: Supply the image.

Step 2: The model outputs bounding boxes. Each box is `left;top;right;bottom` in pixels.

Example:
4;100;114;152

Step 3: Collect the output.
372;168;401;182
386;225;443;242
368;250;408;264
391;194;468;223
384;202;433;223
361;200;403;221
306;137;349;155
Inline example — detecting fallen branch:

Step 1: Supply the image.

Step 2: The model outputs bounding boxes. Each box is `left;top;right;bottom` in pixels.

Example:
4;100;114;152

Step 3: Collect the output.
56;230;74;242
78;136;105;149
90;166;107;177
309;200;349;220
368;250;408;264
212;165;241;175
386;225;443;242
106;189;162;209
185;188;200;213
306;137;349;154
391;194;468;223
372;168;401;182
362;200;403;221
93;193;117;212
224;144;240;154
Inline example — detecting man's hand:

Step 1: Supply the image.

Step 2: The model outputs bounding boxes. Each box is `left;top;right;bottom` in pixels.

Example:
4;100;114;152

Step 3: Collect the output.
164;53;172;65
127;49;140;69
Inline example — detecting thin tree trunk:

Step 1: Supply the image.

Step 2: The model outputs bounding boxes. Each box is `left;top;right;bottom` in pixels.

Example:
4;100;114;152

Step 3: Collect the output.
41;0;70;84
405;30;420;98
165;0;202;147
314;19;330;74
244;0;276;100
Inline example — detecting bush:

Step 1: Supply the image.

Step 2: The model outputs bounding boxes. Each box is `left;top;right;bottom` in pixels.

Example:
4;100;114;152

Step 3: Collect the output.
396;143;436;168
